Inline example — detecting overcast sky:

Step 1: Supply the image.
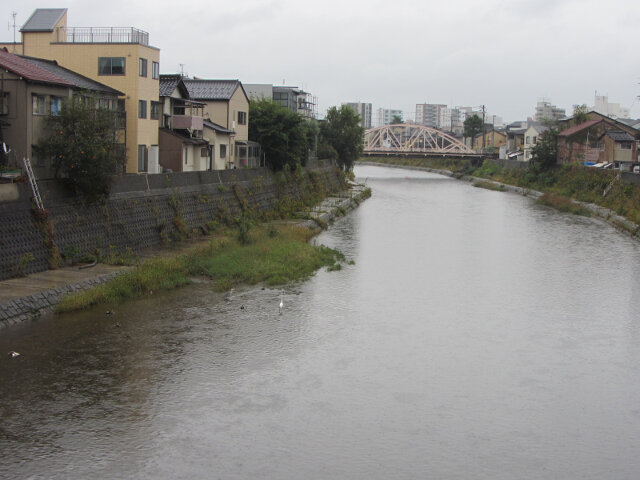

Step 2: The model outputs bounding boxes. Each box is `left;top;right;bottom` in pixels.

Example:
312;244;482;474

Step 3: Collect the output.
2;0;640;122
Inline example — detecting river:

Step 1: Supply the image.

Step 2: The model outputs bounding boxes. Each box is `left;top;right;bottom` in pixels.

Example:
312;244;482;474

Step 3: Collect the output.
1;164;640;479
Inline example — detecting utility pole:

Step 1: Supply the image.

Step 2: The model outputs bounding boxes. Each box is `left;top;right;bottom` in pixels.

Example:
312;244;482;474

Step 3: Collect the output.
482;105;486;150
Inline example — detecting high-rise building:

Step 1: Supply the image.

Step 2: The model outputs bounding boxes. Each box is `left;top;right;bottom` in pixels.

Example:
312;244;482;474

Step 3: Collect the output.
376;108;403;126
593;93;630;119
415;103;446;127
534;101;566;122
343;102;372;129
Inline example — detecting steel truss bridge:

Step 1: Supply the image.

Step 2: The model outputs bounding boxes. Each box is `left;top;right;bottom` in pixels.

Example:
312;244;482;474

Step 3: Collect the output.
363;124;477;157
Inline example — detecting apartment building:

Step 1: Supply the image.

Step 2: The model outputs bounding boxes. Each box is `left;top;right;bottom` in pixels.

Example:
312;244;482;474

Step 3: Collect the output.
343;102;372;129
534;101;566;122
0;8;160;174
376;108;403;126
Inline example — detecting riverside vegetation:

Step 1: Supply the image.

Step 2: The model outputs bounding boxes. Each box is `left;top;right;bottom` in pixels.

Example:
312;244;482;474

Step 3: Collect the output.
56;169;371;313
56;224;347;313
362;156;640;229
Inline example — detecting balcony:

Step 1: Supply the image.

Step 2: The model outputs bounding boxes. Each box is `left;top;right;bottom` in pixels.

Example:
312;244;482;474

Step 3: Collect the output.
56;27;149;45
172;115;203;131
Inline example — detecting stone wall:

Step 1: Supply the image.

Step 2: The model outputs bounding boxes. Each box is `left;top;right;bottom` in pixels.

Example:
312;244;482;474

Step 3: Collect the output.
0;167;344;281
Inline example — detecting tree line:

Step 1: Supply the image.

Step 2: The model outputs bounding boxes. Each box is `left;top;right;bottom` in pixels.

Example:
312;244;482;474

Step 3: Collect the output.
248;99;364;172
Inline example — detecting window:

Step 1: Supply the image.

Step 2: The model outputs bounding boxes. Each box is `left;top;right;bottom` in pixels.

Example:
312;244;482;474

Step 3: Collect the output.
220;144;226;158
150;101;161;120
532;136;537;144
139;58;148;77
50;96;62;115
184;147;189;165
620;142;632;150
238;111;247;125
1;92;8;115
526;136;530;144
98;57;126;75
138;100;147;119
152;61;159;80
137;145;147;172
201;148;209;157
32;95;47;115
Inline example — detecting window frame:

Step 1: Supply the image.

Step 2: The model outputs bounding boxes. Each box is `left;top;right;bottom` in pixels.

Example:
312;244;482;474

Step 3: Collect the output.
98;57;126;76
152;61;159;80
139;58;148;77
137;145;147;172
238;111;247;125
138;100;147;119
220;144;227;158
32;94;47;115
150;101;161;120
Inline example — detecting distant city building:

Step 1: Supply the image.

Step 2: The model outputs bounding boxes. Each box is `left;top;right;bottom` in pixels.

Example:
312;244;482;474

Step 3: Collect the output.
243;83;317;119
534;101;566;122
592;93;630;119
415;103;446;127
376;108;403;126
343;102;372;129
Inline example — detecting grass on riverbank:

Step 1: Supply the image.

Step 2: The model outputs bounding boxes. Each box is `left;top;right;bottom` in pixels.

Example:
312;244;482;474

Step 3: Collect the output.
56;224;346;313
536;193;592;216
360;157;640;225
473;180;506;192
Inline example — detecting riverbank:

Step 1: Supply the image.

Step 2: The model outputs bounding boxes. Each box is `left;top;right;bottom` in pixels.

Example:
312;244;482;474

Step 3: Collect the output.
0;184;370;328
358;159;640;238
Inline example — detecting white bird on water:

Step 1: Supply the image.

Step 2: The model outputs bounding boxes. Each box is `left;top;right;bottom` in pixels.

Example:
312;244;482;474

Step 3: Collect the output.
224;288;234;301
279;291;284;315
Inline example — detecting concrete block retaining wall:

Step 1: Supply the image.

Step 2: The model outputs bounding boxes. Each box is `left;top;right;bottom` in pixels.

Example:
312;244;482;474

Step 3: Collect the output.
0;167;344;282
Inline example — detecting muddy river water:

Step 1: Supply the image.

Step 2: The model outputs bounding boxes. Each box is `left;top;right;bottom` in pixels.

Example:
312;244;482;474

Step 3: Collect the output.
1;164;640;479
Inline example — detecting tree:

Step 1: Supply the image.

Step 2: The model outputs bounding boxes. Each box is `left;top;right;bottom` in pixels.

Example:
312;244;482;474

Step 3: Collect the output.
530;127;558;171
463;115;483;142
37;95;123;200
391;114;403;124
249;98;310;171
572;104;589;125
319;105;364;171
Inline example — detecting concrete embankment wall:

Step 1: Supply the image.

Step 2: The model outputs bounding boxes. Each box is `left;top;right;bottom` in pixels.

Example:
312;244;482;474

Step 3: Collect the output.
0;167;345;282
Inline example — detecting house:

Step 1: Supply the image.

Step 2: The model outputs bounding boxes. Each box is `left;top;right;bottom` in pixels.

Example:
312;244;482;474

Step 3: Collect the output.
183;78;260;168
158;74;207;172
0;8;160;174
598;131;637;171
0;48;123;179
522;124;548;162
504;122;527;160
473;129;506;151
557;117;639;167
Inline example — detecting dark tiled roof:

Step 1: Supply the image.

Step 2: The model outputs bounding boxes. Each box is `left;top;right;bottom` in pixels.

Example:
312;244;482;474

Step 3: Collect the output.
0;49;73;87
159;74;183;97
19;56;122;95
21;8;67;32
203;120;234;134
601;131;635;142
183;79;241;100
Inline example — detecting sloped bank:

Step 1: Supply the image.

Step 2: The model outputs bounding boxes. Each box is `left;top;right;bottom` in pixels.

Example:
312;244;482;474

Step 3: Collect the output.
358;160;640;238
0;181;371;327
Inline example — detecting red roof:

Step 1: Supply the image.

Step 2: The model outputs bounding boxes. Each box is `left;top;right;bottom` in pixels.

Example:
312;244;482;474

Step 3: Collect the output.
0;48;74;87
558;119;602;137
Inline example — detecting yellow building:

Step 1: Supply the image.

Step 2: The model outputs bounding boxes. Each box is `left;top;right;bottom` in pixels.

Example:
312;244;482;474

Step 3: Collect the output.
473;129;507;151
1;8;160;174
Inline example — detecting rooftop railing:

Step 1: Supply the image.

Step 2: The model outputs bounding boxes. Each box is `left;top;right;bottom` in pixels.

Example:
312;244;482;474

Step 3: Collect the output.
56;27;149;45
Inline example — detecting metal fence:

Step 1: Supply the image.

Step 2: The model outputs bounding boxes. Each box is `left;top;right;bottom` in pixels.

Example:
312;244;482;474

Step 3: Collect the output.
58;27;149;45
